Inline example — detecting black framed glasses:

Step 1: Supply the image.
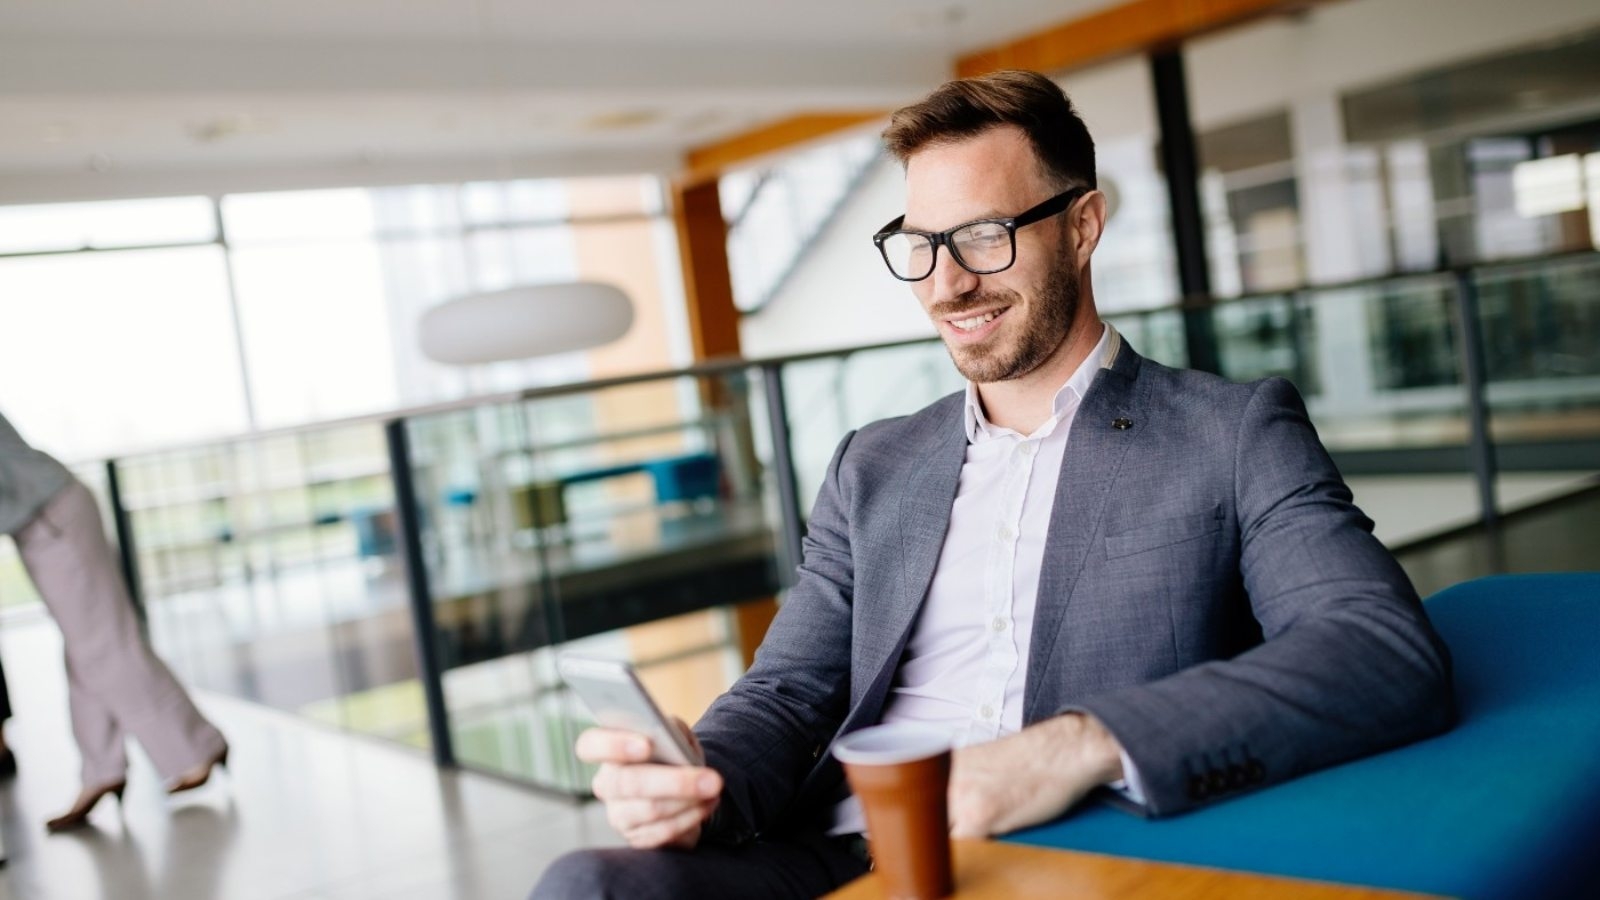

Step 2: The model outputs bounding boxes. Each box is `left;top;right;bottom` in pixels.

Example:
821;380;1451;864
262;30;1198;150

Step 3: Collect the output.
872;186;1089;282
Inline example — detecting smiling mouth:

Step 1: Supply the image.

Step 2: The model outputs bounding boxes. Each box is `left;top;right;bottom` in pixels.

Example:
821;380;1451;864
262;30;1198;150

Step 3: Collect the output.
947;307;1009;332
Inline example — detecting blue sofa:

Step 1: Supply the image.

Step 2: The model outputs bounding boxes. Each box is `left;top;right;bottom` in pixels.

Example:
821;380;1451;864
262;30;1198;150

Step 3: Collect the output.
1010;573;1600;899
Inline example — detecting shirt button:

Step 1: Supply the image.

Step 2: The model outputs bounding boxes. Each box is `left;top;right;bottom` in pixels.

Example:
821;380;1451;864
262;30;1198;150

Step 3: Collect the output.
997;525;1013;542
980;704;995;719
991;616;1007;632
1017;442;1036;457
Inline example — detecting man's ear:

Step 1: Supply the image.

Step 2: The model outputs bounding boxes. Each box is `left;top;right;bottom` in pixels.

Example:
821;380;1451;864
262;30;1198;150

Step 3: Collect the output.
1071;190;1108;268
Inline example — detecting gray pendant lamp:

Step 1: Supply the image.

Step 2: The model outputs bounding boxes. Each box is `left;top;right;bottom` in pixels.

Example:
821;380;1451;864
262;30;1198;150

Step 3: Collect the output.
418;282;635;365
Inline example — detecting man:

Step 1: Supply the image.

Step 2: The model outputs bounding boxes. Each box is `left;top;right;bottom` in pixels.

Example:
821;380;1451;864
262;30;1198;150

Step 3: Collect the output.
532;70;1454;899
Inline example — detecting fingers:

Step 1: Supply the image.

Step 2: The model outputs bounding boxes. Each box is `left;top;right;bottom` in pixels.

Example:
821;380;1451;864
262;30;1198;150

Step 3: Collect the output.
579;723;722;849
591;763;721;802
621;799;717;849
575;727;654;765
606;795;700;831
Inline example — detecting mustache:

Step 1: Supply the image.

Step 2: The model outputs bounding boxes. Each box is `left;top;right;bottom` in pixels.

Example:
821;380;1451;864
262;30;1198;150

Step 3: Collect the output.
929;288;1021;320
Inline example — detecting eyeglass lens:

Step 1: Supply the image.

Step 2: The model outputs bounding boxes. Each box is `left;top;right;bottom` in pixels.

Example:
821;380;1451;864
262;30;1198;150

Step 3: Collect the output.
880;221;1016;280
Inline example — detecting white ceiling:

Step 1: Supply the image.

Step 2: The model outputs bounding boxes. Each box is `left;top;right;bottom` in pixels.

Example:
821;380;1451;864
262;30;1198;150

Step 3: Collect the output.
0;0;1118;203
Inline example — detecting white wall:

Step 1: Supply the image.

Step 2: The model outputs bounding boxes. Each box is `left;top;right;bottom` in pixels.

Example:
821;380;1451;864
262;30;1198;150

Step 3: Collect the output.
739;157;930;358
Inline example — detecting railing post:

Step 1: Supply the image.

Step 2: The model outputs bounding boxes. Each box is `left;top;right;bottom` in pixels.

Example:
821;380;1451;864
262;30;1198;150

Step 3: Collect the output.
384;418;456;768
759;363;806;589
1285;290;1313;392
103;459;146;628
1151;48;1221;375
1452;268;1499;532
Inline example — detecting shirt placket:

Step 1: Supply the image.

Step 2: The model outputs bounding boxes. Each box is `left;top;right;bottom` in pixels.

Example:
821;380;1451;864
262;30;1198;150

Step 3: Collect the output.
969;433;1035;743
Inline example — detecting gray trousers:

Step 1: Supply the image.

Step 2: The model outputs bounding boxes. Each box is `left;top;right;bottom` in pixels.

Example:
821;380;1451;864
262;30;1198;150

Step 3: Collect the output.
530;831;869;900
14;478;226;787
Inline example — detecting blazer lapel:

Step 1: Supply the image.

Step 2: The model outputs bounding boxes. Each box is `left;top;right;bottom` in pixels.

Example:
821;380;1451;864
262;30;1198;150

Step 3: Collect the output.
1024;343;1146;721
853;399;966;704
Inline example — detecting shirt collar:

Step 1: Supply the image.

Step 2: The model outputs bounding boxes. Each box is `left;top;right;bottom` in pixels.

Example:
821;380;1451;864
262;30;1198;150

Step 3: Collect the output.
963;322;1120;443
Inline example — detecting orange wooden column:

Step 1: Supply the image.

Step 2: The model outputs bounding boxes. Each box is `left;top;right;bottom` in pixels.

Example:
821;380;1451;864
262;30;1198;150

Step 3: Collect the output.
670;177;780;668
671;179;742;361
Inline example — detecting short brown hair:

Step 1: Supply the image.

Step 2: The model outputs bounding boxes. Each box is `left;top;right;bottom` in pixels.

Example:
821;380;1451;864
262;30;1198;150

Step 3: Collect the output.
882;69;1096;191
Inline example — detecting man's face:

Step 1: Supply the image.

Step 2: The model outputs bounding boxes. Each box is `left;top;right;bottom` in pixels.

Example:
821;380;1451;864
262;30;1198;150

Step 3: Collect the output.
902;126;1080;385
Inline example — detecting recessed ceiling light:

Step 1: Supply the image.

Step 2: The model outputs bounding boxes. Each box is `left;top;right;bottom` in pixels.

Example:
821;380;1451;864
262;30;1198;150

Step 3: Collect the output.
188;113;275;144
578;109;660;132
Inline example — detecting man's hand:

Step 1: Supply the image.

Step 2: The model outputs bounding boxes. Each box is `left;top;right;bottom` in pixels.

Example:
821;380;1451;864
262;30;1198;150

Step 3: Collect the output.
947;713;1124;838
577;718;723;850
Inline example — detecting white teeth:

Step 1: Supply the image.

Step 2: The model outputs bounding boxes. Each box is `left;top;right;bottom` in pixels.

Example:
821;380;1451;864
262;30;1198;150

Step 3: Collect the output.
952;310;1000;331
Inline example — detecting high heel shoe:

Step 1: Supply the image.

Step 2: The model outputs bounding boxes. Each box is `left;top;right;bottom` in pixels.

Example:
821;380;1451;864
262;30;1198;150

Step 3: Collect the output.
168;745;228;795
46;780;126;833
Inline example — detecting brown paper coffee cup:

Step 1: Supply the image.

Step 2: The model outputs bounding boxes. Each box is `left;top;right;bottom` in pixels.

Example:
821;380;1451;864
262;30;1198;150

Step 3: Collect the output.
834;725;954;900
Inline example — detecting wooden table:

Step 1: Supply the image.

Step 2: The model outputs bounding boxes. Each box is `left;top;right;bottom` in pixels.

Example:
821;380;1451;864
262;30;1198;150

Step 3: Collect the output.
827;840;1443;899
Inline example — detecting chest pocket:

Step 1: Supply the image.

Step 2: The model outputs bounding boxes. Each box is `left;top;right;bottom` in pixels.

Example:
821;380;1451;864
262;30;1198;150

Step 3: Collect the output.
1104;502;1224;559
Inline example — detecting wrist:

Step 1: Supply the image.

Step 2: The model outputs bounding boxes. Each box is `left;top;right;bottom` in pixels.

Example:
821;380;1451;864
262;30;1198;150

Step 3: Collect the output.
1043;713;1124;785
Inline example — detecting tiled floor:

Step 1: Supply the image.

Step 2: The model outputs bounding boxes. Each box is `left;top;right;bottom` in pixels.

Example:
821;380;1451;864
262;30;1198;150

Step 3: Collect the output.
0;610;619;900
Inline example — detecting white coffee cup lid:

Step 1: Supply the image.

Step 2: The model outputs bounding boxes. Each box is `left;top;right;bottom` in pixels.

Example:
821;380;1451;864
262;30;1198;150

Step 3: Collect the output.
831;724;951;766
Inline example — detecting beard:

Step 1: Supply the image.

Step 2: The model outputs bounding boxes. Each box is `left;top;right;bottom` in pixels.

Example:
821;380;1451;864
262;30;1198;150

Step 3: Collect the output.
938;252;1080;384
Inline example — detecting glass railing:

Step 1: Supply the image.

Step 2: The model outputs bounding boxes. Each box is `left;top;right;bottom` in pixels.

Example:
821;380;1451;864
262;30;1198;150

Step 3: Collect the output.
17;249;1593;795
398;367;779;791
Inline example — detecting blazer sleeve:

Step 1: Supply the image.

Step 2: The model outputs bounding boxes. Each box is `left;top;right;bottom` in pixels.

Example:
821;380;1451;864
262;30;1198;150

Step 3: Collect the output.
1068;377;1456;816
695;429;860;843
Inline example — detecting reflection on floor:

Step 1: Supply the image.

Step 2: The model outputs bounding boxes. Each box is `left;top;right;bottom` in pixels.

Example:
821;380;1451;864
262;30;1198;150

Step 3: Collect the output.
0;611;619;900
1396;484;1600;597
1347;470;1596;546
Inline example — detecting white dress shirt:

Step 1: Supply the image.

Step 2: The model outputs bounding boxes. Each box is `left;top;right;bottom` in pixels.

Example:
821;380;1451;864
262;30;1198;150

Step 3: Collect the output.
831;322;1144;834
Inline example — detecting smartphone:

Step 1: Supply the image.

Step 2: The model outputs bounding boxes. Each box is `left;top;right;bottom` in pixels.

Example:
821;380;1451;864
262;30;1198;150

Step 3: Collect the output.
557;654;705;767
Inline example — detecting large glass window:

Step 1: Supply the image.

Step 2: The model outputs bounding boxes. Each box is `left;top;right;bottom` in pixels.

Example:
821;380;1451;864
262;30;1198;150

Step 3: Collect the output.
0;196;215;254
0;245;249;457
0;174;675;462
225;190;401;427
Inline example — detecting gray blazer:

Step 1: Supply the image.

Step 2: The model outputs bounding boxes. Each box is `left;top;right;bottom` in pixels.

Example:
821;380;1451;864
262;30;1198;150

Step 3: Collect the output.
695;343;1454;842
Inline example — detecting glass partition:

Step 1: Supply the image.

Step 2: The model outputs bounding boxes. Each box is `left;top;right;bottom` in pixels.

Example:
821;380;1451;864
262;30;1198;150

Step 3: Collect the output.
778;342;963;517
1478;254;1600;516
404;366;780;791
119;423;428;749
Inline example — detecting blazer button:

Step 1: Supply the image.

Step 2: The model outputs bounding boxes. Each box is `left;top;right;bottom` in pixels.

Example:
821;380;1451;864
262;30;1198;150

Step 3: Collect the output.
1227;764;1248;789
1188;774;1208;801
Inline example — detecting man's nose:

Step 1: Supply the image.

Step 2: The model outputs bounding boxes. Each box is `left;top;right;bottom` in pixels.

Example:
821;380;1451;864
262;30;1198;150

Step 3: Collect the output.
927;247;979;306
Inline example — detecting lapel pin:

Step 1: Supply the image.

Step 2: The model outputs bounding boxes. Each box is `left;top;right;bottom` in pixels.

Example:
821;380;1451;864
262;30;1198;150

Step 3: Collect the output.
1112;417;1133;430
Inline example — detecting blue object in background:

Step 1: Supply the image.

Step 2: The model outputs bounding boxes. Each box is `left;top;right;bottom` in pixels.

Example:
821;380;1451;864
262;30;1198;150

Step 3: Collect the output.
644;453;721;504
349;506;398;558
1009;573;1600;900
